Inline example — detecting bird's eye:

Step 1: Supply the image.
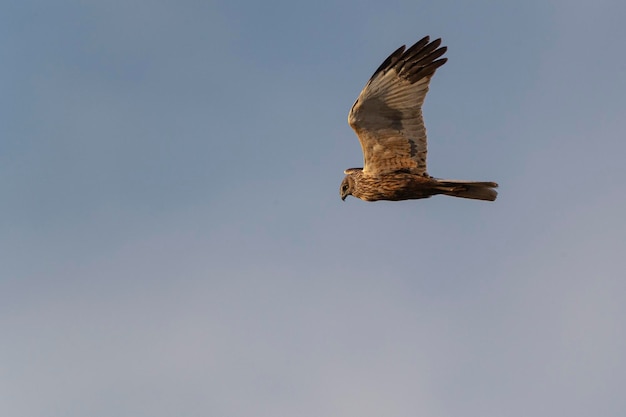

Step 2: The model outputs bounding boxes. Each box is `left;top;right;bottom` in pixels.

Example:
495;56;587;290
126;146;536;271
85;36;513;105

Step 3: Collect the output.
342;184;348;191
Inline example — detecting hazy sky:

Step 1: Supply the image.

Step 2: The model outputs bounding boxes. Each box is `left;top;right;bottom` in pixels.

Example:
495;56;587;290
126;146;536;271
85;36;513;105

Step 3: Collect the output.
2;1;626;416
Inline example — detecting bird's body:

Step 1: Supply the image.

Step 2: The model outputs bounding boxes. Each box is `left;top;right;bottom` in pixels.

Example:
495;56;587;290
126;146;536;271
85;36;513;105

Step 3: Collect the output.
341;169;498;202
340;36;498;202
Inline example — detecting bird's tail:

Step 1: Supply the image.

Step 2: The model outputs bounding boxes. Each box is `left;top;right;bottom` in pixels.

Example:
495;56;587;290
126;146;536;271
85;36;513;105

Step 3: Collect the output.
434;179;499;201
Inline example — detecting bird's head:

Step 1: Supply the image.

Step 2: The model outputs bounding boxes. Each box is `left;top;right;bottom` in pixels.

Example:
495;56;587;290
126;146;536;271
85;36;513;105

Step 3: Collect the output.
339;176;352;201
340;169;360;201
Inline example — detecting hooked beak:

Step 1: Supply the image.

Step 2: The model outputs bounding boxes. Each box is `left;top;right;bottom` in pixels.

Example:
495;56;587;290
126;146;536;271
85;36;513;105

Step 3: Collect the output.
341;194;346;201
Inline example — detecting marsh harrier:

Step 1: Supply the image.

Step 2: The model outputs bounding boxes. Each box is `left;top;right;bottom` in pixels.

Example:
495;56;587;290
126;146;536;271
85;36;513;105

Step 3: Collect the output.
340;36;498;202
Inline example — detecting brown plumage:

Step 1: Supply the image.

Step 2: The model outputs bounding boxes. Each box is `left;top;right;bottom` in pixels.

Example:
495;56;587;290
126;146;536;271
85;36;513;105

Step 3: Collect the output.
340;36;498;202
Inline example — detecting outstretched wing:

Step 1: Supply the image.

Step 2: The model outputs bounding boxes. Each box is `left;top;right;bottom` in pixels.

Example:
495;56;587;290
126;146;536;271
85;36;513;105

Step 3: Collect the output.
348;36;447;176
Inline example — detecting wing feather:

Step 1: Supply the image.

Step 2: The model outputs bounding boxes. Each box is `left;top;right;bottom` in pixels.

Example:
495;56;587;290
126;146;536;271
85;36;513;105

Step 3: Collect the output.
348;36;447;175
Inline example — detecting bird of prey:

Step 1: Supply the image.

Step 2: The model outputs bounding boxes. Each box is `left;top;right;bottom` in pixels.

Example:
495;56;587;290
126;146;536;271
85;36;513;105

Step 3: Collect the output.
340;36;498;202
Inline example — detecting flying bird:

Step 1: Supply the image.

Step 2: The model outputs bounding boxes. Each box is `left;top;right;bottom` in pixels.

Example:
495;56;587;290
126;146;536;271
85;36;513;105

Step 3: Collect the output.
340;36;498;202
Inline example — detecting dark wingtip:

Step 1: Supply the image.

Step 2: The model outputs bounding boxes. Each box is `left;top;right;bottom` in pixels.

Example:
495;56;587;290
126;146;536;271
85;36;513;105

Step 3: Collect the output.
370;44;406;80
364;36;449;86
401;38;448;83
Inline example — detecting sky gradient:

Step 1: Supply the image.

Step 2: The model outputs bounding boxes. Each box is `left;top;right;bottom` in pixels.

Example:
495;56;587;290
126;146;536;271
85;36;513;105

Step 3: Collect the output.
2;1;626;416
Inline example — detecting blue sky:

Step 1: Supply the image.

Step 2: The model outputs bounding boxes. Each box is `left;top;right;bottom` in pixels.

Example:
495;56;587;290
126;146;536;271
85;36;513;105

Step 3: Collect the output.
2;1;626;416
